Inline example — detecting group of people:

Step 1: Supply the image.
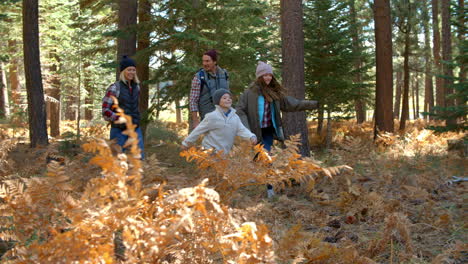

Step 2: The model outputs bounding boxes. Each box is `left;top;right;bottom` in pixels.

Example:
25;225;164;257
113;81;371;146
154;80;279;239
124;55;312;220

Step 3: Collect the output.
102;50;318;197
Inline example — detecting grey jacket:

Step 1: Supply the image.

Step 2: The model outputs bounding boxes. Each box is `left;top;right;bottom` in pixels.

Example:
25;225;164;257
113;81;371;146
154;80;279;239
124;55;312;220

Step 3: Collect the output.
235;83;318;142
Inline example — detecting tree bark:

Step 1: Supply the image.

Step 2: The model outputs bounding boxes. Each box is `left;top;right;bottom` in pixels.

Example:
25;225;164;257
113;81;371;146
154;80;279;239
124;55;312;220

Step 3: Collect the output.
0;63;9;118
117;0;138;80
23;0;48;147
175;100;182;124
414;75;419;120
423;0;434;119
373;0;394;136
137;0;150;135
441;0;455;126
281;0;310;156
394;70;402;119
8;40;21;106
432;0;444;109
47;48;61;137
458;0;465;85
351;0;365;123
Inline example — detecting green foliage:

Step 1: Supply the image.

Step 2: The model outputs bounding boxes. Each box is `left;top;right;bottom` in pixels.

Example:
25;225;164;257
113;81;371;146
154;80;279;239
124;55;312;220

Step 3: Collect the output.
145;120;181;143
304;0;373;118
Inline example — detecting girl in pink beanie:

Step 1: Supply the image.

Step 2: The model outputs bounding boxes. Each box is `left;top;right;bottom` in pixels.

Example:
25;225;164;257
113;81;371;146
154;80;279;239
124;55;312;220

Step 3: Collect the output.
236;61;319;198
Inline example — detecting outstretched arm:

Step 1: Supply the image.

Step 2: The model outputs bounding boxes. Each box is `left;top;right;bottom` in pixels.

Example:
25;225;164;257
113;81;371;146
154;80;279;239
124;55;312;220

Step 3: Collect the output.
182;114;212;148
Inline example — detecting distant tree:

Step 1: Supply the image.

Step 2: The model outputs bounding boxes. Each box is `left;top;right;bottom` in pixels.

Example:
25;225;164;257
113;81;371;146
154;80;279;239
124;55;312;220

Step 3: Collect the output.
281;0;310;156
432;0;444;109
441;0;455;126
422;0;434;119
0;62;9;118
373;0;394;136
23;0;48;146
394;69;402;119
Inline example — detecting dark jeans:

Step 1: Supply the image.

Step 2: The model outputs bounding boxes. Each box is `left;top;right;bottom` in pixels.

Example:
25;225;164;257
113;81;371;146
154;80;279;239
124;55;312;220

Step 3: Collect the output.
261;126;274;190
110;126;145;159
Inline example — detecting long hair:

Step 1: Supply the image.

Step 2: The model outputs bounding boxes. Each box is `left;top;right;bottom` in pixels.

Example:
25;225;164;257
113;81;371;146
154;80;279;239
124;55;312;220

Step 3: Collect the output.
255;75;286;102
119;70;140;84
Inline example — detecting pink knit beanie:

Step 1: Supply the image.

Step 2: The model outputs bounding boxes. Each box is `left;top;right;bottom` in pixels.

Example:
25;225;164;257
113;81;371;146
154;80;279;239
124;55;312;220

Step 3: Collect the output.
255;61;273;79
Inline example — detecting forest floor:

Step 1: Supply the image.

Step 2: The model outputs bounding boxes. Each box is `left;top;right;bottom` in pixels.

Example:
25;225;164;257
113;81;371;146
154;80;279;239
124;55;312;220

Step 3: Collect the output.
0;120;466;263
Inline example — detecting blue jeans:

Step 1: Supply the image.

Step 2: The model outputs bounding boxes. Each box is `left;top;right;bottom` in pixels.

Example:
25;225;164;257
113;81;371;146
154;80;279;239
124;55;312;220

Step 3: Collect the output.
261;127;274;190
110;126;145;159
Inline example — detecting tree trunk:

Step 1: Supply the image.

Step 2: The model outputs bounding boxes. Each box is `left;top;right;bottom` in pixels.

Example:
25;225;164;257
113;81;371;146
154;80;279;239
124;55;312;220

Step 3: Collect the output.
137;0;150;136
317;107;324;135
458;0;465;86
423;0;434;120
175;100;182;124
0;63;9;118
281;0;310;156
351;0;365;124
48;48;61;137
117;0;138;81
394;70;402;119
414;75;419;120
373;0;394;137
432;0;444;109
64;95;77;120
399;10;411;131
8;40;21;106
84;62;93;120
23;0;48;147
441;0;455;126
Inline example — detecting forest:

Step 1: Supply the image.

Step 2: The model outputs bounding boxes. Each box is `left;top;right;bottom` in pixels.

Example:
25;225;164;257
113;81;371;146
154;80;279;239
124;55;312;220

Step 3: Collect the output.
0;0;466;263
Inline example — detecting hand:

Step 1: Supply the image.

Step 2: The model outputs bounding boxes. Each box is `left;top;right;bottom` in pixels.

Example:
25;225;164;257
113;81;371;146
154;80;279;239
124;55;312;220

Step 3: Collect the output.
250;136;257;145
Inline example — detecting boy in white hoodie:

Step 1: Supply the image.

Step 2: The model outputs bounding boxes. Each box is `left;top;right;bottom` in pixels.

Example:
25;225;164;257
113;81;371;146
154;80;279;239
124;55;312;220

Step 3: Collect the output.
182;89;257;154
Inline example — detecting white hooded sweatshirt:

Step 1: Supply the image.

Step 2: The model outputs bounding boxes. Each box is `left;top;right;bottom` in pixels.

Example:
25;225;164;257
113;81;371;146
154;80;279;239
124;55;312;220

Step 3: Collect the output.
182;105;256;154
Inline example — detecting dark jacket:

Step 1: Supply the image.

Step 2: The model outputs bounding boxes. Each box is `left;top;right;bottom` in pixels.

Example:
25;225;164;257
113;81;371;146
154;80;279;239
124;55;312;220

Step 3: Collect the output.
115;80;140;128
235;83;318;142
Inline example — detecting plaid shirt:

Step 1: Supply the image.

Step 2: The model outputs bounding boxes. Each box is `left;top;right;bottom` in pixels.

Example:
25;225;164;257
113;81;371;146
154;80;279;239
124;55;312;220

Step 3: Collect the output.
261;100;273;128
189;74;201;112
102;83;119;121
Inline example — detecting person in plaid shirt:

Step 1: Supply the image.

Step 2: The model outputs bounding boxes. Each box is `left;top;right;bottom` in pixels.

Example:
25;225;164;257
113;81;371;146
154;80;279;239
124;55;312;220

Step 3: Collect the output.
102;55;145;159
236;61;319;198
189;49;229;129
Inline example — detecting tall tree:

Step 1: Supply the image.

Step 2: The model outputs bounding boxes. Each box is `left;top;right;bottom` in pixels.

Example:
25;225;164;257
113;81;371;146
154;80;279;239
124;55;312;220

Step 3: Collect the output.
0;62;9;118
441;0;455;126
394;69;402;119
137;0;150;133
46;47;61;137
422;0;434;119
432;0;444;109
350;0;366;123
281;0;310;156
373;0;394;136
117;0;137;80
395;0;414;130
23;0;48;146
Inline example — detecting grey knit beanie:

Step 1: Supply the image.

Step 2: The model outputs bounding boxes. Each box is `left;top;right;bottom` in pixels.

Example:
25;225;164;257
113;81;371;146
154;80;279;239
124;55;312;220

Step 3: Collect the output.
212;89;231;105
255;61;273;79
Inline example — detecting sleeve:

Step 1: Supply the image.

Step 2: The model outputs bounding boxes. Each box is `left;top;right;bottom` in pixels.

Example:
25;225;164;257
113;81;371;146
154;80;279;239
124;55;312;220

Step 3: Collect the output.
280;96;319;112
102;83;119;122
189;74;201;112
234;91;250;130
182;113;213;146
235;116;255;139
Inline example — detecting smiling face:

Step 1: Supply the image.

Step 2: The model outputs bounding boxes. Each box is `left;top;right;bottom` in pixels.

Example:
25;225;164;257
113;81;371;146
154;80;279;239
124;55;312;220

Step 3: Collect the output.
124;66;137;81
262;73;273;85
202;55;217;73
218;93;232;110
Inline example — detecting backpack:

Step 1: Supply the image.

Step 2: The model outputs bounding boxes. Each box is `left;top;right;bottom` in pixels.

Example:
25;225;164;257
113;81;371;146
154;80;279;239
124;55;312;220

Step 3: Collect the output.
198;68;229;96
